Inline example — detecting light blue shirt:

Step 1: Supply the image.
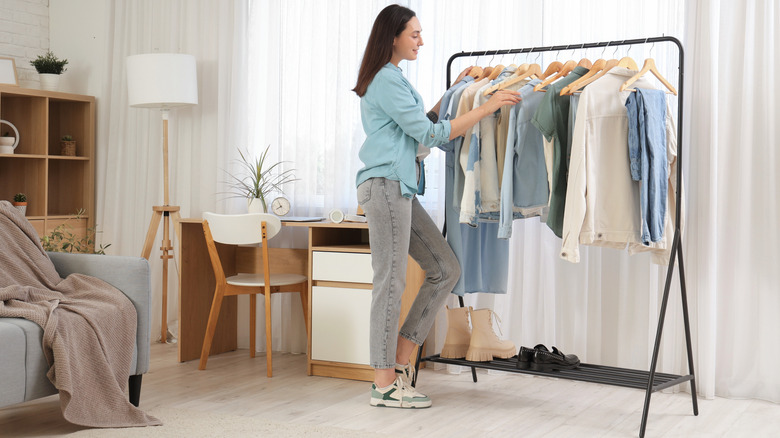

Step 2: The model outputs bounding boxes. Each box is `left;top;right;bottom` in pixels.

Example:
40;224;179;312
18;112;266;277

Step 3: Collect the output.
441;77;509;295
626;88;668;244
498;79;548;238
356;63;452;198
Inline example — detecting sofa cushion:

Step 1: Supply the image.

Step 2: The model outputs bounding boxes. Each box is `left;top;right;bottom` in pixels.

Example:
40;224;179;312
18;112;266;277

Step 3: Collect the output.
0;320;29;407
1;316;139;405
1;318;57;402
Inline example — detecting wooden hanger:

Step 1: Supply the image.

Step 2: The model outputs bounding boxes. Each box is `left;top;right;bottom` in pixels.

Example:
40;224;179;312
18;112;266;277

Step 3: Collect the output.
483;64;527;96
618;56;639;70
539;61;563;80
487;64;505;81
577;58;592;69
620;58;678;95
560;58;606;95
565;58;620;95
512;63;530;76
533;59;576;92
483;63;541;96
468;66;484;80
478;66;494;81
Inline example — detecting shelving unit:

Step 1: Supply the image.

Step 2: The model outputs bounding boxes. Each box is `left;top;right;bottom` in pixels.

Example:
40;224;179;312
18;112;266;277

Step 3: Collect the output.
0;85;95;239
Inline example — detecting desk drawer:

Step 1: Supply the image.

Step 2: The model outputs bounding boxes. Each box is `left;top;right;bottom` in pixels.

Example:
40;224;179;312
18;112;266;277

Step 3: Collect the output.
312;251;373;283
311;285;371;365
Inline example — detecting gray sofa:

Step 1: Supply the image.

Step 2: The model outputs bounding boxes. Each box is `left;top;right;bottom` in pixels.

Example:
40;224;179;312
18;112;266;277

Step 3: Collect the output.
0;252;152;409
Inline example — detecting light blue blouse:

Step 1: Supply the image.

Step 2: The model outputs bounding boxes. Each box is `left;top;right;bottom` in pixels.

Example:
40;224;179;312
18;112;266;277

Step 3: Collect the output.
356;63;452;198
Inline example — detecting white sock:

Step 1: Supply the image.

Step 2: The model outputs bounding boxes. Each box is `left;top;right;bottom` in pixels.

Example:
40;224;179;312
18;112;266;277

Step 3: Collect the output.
375;382;394;391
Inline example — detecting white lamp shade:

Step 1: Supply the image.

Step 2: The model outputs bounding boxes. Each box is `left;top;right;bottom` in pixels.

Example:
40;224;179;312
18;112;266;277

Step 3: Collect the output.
127;53;198;108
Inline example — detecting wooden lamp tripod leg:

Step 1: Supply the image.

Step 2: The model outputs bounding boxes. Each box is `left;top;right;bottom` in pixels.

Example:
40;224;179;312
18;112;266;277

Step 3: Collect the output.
140;110;181;344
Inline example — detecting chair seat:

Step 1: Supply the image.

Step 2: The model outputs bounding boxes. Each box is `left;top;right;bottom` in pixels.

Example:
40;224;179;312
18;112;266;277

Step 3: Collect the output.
226;273;307;287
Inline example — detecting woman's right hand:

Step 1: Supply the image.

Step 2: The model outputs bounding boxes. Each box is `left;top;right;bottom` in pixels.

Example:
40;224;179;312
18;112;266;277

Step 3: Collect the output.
484;89;522;113
449;90;521;140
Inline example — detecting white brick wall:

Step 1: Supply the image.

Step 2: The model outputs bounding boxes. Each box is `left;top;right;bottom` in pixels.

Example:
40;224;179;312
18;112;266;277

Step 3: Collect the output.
0;0;50;87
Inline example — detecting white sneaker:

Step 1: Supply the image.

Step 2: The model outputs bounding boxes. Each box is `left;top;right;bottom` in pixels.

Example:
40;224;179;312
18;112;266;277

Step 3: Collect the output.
369;376;432;409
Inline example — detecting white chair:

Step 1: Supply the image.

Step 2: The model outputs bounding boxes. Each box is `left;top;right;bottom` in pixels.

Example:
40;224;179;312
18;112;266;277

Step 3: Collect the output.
199;212;308;376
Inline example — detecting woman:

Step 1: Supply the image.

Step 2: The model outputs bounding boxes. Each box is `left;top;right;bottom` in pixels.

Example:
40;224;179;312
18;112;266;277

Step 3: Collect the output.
353;4;521;409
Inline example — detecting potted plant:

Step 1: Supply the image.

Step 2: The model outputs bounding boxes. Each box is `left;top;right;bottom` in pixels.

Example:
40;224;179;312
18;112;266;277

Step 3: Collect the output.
60;134;76;156
12;193;27;215
40;209;111;254
29;50;68;91
225;145;297;213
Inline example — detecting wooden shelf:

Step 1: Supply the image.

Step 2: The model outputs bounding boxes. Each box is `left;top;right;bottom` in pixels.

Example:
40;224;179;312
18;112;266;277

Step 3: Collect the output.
0;85;95;239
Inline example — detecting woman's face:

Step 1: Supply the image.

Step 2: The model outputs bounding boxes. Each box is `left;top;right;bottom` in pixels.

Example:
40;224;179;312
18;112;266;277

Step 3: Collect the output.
391;16;423;66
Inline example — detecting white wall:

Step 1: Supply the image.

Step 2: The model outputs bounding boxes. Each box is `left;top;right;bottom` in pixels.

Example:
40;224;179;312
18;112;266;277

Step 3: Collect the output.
0;0;108;96
0;0;50;88
49;0;109;98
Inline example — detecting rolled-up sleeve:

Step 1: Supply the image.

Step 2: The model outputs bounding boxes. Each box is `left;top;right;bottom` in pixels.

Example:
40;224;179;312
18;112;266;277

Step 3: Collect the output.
373;72;452;148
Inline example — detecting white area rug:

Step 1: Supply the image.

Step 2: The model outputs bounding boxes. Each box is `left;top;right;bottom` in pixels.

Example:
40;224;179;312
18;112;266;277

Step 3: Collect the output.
66;407;388;437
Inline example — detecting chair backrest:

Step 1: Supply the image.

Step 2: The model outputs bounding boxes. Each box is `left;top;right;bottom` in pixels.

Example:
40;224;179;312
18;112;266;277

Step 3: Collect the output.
202;213;282;245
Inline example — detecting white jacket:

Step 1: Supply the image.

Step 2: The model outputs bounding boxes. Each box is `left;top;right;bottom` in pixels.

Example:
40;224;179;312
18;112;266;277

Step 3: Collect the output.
560;67;681;265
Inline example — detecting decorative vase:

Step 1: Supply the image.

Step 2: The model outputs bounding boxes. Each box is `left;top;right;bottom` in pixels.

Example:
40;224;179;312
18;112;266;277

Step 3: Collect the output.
247;197;266;213
12;202;27;216
61;140;76;156
39;73;61;91
0;119;20;154
0;137;15;154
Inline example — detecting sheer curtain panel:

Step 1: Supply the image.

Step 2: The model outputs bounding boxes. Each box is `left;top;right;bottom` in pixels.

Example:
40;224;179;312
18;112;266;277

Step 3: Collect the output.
99;0;249;342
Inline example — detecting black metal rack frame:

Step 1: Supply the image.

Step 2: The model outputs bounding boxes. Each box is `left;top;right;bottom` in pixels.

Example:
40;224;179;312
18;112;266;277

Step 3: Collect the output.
414;36;696;438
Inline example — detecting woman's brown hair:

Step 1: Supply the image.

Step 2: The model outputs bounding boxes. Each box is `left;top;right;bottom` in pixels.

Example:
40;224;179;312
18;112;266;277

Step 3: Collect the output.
352;4;416;97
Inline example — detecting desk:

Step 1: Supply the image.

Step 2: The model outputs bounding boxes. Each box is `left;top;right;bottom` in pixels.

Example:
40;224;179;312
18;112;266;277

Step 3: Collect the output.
178;218;424;381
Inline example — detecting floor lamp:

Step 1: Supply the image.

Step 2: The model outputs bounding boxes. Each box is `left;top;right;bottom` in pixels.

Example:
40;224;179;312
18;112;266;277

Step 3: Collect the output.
127;53;198;343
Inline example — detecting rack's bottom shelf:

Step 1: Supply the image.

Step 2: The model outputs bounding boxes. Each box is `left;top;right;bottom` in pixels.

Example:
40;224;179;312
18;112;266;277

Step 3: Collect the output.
420;354;694;392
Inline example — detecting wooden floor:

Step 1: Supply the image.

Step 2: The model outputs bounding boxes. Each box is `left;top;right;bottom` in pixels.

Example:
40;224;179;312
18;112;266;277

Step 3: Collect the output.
2;342;779;437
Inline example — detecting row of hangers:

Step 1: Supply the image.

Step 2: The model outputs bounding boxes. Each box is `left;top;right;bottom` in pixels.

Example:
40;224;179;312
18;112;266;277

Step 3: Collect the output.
469;42;677;98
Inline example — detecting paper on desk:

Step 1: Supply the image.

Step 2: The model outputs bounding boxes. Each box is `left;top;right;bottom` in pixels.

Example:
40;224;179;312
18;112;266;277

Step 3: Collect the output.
280;216;325;222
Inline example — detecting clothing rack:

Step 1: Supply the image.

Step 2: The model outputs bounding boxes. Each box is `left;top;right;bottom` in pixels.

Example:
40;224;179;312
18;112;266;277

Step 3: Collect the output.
414;36;695;438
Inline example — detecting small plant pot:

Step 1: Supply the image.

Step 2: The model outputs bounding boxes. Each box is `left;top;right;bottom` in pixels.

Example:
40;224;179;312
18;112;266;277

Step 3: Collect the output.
247;198;267;213
12;202;27;216
61;140;76;156
39;73;61;91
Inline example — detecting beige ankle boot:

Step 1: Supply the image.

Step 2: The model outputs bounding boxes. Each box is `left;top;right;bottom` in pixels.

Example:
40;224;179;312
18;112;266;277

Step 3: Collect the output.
465;308;516;362
440;306;472;359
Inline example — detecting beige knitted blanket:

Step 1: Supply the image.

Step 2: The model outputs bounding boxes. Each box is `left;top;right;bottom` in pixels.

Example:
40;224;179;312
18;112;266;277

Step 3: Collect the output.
0;201;160;427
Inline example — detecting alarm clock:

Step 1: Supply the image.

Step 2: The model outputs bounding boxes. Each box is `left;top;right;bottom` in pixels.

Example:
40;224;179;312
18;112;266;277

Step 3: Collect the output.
271;196;291;216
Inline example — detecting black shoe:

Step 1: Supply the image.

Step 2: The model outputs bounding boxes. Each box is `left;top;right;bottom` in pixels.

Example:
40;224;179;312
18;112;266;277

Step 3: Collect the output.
530;346;580;371
516;344;549;370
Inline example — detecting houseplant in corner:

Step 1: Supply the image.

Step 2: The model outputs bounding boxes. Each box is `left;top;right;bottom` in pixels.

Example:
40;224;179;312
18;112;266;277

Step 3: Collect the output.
12;193;27;216
40;208;111;254
30;50;68;91
226;145;297;213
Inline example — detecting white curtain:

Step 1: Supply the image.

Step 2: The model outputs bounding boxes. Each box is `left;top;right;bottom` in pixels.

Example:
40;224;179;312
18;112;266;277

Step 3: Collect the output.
98;0;249;341
683;0;780;401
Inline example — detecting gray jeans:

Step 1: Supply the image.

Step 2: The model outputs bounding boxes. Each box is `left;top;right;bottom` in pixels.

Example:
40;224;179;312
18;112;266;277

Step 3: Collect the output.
357;177;461;369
